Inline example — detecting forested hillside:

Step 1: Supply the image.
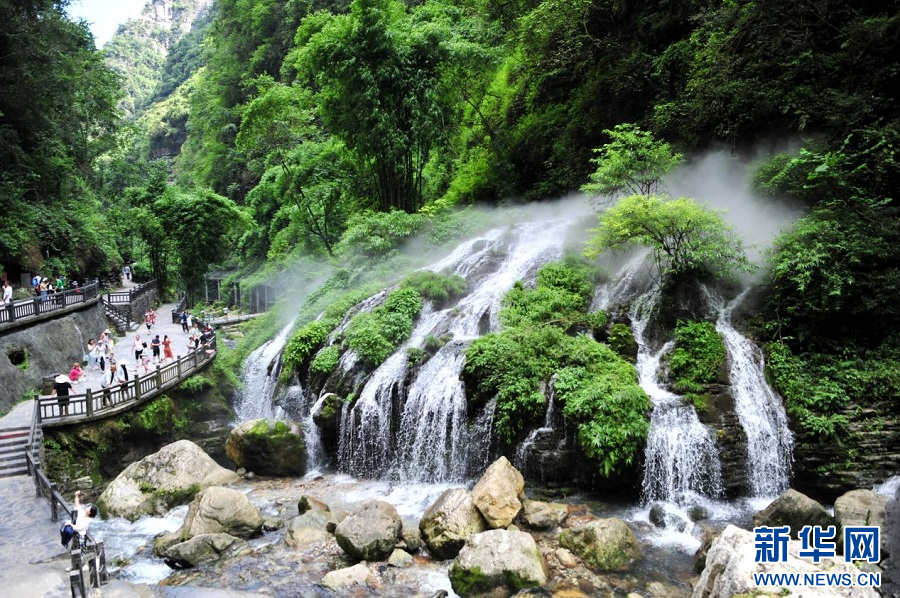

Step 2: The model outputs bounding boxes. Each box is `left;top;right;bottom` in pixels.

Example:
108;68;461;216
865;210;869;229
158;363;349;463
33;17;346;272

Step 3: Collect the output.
2;0;899;490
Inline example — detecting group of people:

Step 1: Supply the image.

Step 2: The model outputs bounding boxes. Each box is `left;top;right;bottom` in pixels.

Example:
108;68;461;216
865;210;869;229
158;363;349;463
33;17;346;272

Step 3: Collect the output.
31;272;78;301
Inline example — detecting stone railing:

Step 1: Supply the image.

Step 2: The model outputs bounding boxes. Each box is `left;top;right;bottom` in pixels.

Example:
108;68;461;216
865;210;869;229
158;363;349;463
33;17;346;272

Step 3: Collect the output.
0;281;99;331
36;336;217;427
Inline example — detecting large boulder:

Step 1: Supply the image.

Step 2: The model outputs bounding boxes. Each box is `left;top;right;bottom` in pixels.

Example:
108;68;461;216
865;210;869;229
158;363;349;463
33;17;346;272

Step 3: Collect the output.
834;489;889;556
285;509;330;548
521;499;568;530
225;419;306;477
471;457;525;529
693;525;879;598
559;518;641;571
97;440;240;520
334;500;402;561
163;533;250;569
420;488;489;560
752;488;835;538
177;486;263;540
449;529;548;597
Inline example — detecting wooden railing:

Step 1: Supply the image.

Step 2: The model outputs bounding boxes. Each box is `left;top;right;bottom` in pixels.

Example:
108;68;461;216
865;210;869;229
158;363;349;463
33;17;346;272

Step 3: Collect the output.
25;404;108;596
36;336;217;426
0;281;99;327
103;279;157;306
101;301;132;332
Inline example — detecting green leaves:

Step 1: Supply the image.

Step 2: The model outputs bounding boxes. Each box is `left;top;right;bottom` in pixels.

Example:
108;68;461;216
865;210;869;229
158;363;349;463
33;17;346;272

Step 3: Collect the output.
667;320;726;396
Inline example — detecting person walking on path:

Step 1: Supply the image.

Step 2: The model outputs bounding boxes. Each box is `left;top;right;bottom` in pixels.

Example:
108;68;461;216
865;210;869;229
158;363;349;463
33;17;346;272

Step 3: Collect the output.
2;280;12;303
162;335;174;363
150;334;162;363
132;333;144;363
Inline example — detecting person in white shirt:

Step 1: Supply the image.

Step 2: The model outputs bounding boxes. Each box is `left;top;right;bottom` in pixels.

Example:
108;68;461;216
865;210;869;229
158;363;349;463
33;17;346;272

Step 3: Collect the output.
67;490;98;548
2;280;12;303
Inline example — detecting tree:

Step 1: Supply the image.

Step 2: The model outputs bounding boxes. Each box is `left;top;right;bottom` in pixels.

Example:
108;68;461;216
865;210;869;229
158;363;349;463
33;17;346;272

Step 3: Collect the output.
585;194;751;279
292;0;455;213
580;124;683;203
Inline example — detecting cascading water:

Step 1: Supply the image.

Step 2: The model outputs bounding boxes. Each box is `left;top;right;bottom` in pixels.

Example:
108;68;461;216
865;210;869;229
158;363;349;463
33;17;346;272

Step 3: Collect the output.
235;320;295;422
513;386;556;471
710;288;793;497
632;290;723;504
336;218;576;482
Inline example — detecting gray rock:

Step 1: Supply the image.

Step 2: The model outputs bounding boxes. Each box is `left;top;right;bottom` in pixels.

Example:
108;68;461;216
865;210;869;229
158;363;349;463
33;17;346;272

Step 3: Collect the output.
73;477;93;490
98;440;240;521
555;547;578;568
752;488;835;539
321;562;370;590
649;503;666;527
326;509;348;533
152;531;182;557
688;505;710;522
401;518;422;552
834;489;887;530
262;516;283;531
521;499;568;530
388;548;413;568
420;488;488;560
177;486;263;540
693;525;878;598
448;529;548;597
285;509;330;548
334;500;402;561
471;457;525;529
163;533;249;568
298;495;330;515
225;419;306;477
559;518;641;571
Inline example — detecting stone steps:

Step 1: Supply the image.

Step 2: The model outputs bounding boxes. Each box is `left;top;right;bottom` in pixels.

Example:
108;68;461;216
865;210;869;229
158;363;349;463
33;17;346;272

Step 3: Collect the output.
0;426;40;478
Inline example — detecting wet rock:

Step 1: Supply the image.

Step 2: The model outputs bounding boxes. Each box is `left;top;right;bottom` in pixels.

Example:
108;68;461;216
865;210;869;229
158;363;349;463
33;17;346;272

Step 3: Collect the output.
225;419;306;477
321;561;371;590
401;518;422;552
73;476;93;490
752;488;834;538
555;547;578;568
262;516;283;531
688;505;710;522
163;533;250;569
178;486;263;540
420;488;489;560
472;457;526;529
649;503;666;527
98;440;240;521
558;518;641;571
522;499;568;530
449;529;548;597
693;523;725;574
152;530;182;557
388;548;413;568
298;495;330;515
693;524;878;597
285;509;330;548
334;500;402;561
834;489;887;530
326;509;348;533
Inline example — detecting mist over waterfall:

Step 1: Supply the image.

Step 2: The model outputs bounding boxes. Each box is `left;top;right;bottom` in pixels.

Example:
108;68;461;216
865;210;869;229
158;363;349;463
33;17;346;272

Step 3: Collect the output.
336;218;576;482
630;289;723;504
710;288;794;497
235;320;296;422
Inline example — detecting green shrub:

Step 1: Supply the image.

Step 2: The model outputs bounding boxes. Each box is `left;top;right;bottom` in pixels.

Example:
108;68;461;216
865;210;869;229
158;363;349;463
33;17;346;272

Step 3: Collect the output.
401;271;467;306
344;288;423;367
283;320;333;371
335;210;429;262
406;347;426;367
667;320;726;394
608;323;638;361
310;345;341;375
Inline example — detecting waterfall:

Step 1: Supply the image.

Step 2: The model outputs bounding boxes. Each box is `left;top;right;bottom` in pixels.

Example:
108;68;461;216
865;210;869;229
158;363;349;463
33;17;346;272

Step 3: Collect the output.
513;386;556;471
711;288;794;497
235;320;295;422
336;218;575;481
632;290;723;504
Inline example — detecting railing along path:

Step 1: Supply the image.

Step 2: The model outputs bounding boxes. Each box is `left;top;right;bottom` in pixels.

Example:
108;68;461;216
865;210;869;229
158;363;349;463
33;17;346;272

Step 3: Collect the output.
0;281;99;327
36;337;218;426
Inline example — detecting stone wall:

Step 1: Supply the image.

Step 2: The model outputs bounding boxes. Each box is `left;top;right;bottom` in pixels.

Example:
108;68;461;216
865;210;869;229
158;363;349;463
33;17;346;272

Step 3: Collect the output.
0;304;108;413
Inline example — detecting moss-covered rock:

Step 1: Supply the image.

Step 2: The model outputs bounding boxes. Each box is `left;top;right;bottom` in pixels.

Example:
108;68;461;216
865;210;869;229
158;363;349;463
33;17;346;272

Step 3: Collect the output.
607;323;638;362
558;518;641;571
225;418;306;477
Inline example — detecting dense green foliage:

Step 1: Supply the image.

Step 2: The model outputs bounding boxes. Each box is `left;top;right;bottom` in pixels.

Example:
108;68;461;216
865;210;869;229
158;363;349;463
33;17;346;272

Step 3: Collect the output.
401;271;467;307
666;320;726;411
464;259;648;476
344;287;423;366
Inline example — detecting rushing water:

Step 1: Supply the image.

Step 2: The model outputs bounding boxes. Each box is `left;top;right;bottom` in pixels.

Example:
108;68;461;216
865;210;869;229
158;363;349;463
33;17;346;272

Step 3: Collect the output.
709;287;794;497
336;218;575;482
234;320;295;422
631;289;723;504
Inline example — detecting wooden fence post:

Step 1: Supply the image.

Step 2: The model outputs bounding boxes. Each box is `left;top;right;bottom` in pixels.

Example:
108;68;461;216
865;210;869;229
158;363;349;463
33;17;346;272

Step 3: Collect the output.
177;355;182;378
134;373;142;403
85;389;93;417
49;483;59;521
156;365;162;389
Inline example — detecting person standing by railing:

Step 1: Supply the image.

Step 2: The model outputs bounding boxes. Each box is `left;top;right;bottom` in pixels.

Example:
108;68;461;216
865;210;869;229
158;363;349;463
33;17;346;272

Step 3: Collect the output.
66;490;98;551
51;374;73;416
2;280;12;303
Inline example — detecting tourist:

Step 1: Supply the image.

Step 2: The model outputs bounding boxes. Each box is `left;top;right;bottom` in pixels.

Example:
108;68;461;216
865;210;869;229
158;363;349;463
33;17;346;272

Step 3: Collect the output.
150;334;162;363
68;362;85;383
39;277;49;301
123;264;131;281
140;342;152;373
85;339;97;370
132;333;143;362
162;335;174;363
66;490;98;550
180;310;189;332
2;280;12;303
51;373;73;416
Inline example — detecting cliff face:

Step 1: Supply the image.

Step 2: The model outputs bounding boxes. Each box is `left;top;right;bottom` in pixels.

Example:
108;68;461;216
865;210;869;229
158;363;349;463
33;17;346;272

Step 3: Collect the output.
0;304;108;413
103;0;213;118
